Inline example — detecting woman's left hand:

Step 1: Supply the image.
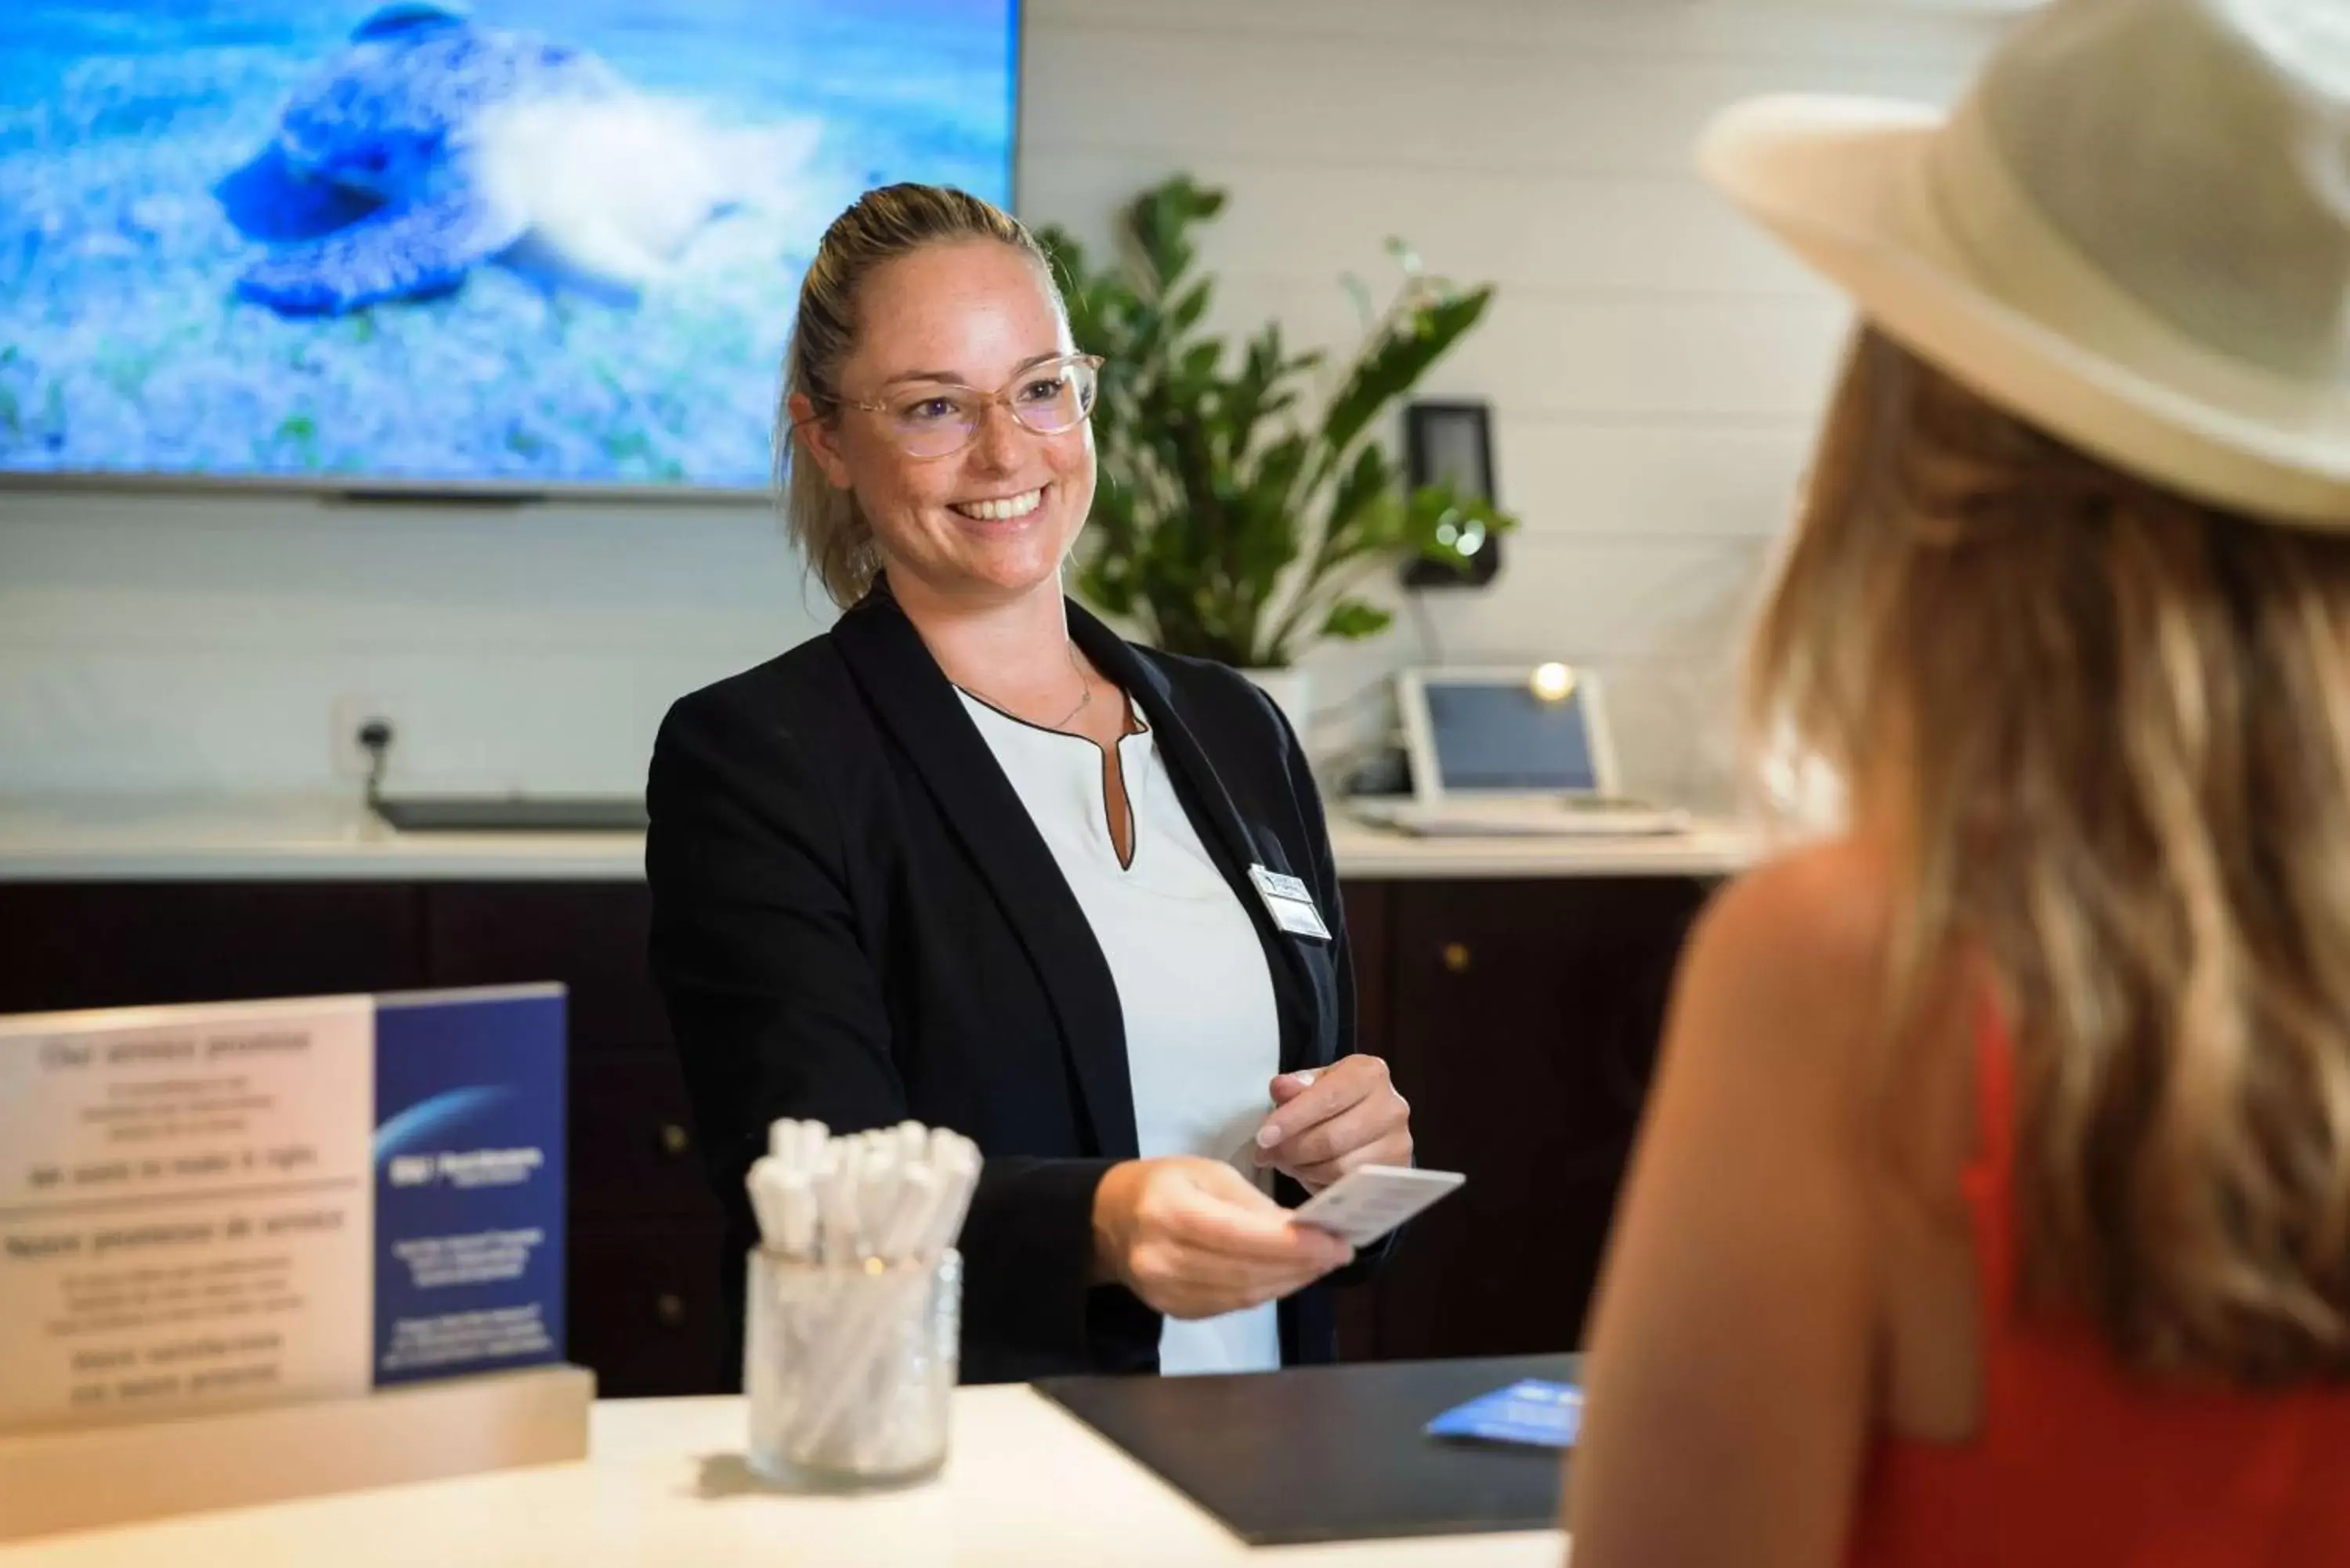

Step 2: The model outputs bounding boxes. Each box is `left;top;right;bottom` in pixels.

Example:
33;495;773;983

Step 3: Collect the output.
1251;1054;1412;1192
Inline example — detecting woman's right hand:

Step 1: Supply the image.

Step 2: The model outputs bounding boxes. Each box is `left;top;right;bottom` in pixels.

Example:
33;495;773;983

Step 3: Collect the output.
1090;1156;1355;1320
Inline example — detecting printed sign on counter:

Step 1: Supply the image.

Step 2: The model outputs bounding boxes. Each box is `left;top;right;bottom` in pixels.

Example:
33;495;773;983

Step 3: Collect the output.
371;989;566;1387
0;985;565;1433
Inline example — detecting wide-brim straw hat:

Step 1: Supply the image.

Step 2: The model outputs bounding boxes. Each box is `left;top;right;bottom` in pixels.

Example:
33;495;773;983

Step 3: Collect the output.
1698;0;2350;527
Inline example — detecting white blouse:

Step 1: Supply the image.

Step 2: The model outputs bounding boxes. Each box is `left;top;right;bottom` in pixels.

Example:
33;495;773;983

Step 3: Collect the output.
954;688;1285;1376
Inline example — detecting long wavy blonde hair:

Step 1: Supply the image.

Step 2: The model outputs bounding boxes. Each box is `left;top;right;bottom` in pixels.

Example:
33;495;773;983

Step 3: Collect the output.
1748;327;2350;1384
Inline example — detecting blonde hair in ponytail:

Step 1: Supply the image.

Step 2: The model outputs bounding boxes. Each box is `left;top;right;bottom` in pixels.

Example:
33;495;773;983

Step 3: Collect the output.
778;184;1058;607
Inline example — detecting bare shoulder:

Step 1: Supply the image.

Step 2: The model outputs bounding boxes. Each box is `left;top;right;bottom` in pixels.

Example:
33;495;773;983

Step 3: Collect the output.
1668;835;1900;1088
1694;833;1894;985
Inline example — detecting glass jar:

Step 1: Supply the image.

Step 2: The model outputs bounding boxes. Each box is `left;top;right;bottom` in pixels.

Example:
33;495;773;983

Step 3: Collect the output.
744;1247;960;1490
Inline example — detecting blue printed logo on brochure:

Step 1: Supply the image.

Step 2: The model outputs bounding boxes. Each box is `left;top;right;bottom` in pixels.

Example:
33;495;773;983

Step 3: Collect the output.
371;986;566;1388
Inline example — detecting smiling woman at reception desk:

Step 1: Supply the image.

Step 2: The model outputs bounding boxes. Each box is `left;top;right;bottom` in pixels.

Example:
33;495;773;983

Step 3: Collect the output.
645;185;1412;1386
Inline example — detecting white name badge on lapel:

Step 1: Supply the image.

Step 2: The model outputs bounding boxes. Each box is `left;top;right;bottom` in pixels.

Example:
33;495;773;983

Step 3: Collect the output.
1248;864;1333;941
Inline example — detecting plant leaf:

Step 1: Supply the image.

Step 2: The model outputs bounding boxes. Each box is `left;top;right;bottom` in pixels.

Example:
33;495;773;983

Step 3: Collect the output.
1318;284;1492;468
1320;598;1394;641
1397;484;1520;573
1325;443;1396;545
1127;175;1225;295
1167;277;1213;337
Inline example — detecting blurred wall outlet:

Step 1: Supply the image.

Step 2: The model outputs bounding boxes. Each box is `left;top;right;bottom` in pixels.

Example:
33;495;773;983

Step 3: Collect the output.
331;695;396;781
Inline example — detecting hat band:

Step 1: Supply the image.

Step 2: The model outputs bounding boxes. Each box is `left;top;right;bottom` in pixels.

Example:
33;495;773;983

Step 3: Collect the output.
1922;90;2350;437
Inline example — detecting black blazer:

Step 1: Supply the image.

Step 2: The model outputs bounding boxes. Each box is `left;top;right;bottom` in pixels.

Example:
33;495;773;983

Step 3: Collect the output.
645;589;1379;1384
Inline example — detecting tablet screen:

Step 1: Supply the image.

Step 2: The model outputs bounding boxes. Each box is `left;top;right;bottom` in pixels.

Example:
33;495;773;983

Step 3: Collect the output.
1425;678;1600;793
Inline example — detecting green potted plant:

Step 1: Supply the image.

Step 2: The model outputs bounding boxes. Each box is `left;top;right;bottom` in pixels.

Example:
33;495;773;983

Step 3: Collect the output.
1038;177;1515;730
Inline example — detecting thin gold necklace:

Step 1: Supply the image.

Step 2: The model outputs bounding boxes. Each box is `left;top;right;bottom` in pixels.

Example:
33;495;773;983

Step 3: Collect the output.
1047;640;1094;730
968;640;1092;732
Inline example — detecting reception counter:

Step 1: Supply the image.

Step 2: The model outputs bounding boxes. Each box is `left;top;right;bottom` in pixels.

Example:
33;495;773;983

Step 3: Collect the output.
1;1386;1567;1567
0;794;1755;1395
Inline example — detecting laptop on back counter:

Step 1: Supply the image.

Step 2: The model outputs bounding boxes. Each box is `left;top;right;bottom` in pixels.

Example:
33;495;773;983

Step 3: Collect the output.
1350;665;1688;838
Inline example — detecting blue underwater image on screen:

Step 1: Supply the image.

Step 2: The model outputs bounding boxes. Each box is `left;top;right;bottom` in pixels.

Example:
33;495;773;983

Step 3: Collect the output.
0;0;1018;490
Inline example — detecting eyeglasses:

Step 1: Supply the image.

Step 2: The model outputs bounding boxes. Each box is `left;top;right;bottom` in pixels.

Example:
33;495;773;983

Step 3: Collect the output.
826;353;1104;459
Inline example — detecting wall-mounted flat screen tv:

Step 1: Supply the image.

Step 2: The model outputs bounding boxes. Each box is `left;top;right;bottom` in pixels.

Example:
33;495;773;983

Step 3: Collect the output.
0;0;1020;496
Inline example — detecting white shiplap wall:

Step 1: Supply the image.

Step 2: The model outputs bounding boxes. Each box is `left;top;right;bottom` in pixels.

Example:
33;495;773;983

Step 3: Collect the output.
0;1;2005;804
1019;0;2004;804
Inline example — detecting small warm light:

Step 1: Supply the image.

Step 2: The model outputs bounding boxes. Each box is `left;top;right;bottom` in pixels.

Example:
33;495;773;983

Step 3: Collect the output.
1530;663;1575;703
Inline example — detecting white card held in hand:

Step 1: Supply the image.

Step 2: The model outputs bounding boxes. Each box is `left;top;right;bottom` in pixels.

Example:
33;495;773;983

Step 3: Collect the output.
1289;1164;1465;1247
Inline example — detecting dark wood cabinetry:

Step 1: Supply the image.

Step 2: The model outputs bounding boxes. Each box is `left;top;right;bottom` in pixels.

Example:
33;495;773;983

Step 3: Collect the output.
0;883;426;1010
424;886;675;1052
1340;877;1712;1360
0;873;1711;1395
418;885;728;1396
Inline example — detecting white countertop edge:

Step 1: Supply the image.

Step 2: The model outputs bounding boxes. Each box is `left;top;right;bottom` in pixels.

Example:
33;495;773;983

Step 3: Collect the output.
1;1384;1570;1566
0;797;1761;883
1325;822;1755;880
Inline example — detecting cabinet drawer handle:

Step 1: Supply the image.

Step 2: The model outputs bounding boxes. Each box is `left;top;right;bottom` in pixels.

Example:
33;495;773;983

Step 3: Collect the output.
1442;942;1472;974
655;1292;687;1328
659;1122;691;1157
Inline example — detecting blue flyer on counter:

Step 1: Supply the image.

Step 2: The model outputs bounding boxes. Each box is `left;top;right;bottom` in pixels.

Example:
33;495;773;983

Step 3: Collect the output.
1425;1379;1585;1448
373;985;567;1389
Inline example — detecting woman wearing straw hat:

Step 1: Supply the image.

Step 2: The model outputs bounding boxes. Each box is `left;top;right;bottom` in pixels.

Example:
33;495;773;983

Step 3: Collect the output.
1568;0;2350;1561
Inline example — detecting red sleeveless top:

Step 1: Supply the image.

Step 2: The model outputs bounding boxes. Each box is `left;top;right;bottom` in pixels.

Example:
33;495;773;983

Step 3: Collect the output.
1846;1010;2350;1566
